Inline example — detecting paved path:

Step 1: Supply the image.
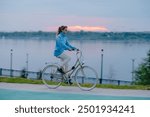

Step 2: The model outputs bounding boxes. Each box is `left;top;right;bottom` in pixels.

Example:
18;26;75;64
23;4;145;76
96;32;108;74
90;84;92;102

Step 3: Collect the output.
0;82;150;97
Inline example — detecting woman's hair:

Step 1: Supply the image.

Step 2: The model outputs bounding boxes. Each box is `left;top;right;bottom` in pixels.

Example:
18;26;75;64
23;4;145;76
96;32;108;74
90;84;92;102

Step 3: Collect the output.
56;25;67;35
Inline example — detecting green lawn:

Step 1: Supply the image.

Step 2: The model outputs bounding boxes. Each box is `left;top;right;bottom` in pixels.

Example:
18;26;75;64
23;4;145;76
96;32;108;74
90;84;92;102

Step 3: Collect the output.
0;77;150;90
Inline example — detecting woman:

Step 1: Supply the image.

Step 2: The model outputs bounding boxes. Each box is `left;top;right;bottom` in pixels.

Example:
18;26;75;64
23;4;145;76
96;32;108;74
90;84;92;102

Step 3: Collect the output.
54;26;78;72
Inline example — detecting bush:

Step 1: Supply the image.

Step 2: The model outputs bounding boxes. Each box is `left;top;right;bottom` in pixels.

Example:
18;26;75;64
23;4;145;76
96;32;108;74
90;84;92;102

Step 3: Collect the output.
134;50;150;85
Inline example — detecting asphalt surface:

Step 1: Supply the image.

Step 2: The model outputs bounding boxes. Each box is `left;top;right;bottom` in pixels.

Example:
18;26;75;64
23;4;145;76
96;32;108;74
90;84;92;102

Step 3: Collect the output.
0;82;150;97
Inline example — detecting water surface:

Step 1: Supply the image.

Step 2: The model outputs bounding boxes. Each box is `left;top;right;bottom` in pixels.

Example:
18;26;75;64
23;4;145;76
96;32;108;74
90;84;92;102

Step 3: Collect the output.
0;38;150;81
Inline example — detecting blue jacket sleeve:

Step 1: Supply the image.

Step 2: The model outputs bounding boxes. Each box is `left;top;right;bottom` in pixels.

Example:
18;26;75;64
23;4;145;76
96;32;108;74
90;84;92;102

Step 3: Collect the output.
60;38;72;50
66;40;76;50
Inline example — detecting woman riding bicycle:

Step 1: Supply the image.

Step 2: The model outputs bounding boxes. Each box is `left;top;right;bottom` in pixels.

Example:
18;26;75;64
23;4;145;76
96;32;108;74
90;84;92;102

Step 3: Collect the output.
54;25;78;72
42;26;98;89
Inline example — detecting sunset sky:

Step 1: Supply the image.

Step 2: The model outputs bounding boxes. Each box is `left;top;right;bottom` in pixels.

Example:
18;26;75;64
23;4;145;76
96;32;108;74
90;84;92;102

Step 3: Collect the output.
0;0;150;32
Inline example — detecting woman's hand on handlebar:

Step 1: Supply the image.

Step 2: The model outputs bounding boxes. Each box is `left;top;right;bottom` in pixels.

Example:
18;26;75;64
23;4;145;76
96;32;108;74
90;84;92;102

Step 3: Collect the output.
71;48;80;51
76;48;80;51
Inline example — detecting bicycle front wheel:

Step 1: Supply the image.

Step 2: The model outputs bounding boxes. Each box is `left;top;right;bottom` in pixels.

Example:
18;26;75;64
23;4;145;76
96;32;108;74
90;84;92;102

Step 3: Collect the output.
75;66;98;91
42;64;62;89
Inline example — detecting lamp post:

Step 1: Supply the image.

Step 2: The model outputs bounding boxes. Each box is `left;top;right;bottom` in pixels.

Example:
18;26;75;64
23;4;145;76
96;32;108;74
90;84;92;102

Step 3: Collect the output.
26;53;29;77
100;49;104;84
10;49;13;77
132;59;135;82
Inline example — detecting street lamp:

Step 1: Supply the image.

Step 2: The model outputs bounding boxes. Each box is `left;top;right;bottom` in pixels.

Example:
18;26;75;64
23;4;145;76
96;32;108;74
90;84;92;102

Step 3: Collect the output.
10;49;13;77
100;49;104;84
132;59;135;82
26;53;29;71
26;53;29;77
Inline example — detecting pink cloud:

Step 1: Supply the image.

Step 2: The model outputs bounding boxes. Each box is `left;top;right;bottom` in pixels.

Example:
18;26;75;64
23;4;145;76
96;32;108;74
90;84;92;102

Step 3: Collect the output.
44;15;110;32
45;25;109;32
68;25;109;32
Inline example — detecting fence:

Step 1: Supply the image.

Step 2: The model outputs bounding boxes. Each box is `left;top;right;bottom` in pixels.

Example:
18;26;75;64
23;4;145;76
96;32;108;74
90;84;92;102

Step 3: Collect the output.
0;68;41;80
0;68;132;85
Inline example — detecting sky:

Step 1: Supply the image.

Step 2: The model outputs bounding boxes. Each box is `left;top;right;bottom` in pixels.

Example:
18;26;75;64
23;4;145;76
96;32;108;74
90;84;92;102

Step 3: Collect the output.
0;0;150;32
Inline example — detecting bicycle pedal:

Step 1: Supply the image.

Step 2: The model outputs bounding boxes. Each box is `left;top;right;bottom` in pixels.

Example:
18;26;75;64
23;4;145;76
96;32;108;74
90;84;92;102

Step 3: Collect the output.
71;66;75;70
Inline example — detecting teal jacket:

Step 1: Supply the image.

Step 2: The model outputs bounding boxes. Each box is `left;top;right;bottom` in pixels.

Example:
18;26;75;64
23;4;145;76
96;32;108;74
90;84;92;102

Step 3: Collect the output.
54;32;76;57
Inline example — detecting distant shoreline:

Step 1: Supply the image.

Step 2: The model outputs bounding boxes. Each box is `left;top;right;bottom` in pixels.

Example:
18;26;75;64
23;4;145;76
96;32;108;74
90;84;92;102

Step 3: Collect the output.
0;31;150;40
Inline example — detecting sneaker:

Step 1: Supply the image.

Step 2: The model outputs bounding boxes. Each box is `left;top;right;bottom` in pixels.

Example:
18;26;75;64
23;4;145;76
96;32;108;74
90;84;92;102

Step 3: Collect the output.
63;78;73;85
68;79;73;85
57;67;65;74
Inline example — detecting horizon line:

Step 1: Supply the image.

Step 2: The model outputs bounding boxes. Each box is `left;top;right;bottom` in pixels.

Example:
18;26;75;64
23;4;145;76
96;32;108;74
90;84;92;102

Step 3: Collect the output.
0;30;150;33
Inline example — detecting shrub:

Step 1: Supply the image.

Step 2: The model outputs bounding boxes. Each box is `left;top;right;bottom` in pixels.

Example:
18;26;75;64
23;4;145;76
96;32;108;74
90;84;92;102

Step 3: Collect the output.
134;50;150;85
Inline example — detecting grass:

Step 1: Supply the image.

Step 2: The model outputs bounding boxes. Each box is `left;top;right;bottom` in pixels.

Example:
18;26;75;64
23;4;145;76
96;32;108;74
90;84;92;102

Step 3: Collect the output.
96;84;150;90
0;77;43;84
0;77;150;90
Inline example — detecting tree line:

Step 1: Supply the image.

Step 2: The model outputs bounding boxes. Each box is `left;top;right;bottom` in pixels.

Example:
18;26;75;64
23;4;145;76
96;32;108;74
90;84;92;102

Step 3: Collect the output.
0;31;150;40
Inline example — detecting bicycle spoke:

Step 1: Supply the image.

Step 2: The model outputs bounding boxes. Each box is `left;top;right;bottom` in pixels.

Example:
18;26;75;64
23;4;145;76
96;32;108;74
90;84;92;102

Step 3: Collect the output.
75;66;98;91
42;65;63;89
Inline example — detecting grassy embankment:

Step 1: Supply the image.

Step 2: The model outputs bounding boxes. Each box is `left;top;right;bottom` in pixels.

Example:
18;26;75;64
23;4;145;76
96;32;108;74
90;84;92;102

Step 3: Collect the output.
0;77;150;90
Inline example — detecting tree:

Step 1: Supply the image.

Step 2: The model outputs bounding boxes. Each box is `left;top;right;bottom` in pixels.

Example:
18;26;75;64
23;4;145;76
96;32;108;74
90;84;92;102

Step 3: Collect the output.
134;50;150;85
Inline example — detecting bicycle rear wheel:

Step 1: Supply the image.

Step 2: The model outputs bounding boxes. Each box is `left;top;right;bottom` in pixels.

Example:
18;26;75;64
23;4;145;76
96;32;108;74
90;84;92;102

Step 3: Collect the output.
75;66;98;91
42;64;62;89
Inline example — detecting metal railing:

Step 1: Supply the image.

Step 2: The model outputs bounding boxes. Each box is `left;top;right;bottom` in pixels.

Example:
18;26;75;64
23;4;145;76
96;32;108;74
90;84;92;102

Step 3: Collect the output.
0;68;132;85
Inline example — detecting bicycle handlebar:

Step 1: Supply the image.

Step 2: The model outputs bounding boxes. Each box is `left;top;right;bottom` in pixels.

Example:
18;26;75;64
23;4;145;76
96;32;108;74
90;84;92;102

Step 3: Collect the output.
75;49;82;60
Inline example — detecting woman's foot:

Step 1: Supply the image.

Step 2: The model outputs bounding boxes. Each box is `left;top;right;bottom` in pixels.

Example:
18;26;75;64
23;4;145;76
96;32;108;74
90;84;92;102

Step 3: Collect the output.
57;67;65;74
68;79;73;85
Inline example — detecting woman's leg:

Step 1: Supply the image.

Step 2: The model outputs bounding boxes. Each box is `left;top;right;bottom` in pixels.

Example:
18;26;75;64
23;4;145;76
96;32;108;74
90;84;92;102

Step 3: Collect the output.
58;53;71;72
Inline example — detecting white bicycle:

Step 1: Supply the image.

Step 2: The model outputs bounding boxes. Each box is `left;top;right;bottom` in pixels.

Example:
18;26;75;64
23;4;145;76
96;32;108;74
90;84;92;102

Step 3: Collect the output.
42;50;98;91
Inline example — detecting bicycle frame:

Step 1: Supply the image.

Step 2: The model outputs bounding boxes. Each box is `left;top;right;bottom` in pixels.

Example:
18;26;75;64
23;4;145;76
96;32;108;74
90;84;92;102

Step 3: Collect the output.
62;51;84;78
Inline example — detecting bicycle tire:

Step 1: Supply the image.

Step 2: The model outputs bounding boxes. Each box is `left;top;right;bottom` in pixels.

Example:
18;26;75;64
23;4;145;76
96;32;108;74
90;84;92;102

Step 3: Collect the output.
75;66;98;91
42;64;62;89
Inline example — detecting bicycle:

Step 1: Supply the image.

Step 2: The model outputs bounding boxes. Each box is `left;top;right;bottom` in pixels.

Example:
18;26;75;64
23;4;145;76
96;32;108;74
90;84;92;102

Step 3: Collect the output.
42;50;98;91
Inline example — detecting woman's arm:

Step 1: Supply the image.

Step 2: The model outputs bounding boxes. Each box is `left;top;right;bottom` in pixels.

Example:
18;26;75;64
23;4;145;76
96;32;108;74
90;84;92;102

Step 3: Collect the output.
66;40;76;50
59;37;72;51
